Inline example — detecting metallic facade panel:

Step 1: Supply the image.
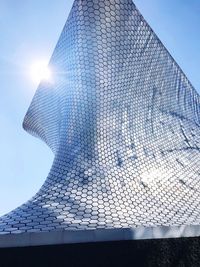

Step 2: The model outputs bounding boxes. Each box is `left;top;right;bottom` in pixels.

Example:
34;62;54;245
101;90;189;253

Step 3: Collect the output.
1;0;200;237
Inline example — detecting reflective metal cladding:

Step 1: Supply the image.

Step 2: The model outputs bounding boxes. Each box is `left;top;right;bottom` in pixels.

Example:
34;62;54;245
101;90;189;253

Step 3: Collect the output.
1;0;200;235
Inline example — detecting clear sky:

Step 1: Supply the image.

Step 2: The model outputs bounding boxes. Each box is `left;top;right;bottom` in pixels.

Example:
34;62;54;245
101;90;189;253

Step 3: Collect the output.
0;0;199;216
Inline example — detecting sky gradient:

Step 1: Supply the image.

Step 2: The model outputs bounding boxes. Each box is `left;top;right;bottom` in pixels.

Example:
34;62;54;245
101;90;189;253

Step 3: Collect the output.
0;0;200;216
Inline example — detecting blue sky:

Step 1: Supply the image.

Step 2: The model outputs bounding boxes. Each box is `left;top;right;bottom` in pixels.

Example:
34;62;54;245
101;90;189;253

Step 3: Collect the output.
0;0;199;216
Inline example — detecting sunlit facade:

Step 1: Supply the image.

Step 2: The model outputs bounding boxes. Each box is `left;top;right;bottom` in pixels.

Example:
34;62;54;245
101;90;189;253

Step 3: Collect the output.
1;0;200;245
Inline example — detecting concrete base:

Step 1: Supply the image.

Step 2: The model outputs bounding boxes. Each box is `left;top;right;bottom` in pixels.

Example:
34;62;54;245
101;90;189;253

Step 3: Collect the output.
1;237;200;267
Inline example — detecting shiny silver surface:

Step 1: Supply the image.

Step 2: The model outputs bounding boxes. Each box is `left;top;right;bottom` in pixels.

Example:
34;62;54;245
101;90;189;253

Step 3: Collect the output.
1;225;200;248
1;0;200;240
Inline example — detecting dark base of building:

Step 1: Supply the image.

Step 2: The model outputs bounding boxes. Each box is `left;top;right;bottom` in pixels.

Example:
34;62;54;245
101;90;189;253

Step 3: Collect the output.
0;237;200;267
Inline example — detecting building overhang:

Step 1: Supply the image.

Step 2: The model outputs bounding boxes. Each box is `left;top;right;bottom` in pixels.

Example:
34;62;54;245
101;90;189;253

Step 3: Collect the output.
1;225;200;248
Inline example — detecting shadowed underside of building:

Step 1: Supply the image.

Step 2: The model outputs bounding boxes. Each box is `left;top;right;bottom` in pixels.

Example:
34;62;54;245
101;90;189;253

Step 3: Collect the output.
1;0;200;265
1;238;200;267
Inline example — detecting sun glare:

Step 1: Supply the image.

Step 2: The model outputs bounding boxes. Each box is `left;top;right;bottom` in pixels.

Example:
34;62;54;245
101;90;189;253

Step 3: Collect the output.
30;61;51;84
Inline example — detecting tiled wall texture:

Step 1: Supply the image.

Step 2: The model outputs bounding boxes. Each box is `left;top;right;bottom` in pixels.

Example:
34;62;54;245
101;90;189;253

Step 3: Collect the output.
1;0;200;234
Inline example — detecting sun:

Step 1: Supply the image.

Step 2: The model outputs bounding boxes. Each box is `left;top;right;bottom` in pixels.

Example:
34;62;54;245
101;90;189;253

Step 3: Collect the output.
30;60;52;84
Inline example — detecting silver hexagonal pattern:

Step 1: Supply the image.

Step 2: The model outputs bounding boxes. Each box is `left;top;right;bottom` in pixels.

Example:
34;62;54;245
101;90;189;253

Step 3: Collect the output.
1;0;200;236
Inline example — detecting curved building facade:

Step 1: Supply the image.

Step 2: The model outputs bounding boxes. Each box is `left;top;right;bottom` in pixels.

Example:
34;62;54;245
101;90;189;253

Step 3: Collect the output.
1;0;200;245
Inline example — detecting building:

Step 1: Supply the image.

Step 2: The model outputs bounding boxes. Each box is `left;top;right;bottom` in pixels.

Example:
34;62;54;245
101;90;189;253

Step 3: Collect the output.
1;0;200;265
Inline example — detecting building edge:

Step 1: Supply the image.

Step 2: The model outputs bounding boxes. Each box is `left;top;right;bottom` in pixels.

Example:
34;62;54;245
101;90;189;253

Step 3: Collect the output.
0;225;200;248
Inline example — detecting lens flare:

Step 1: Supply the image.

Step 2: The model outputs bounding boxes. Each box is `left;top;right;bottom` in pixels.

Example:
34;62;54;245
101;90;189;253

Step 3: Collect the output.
30;61;51;84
